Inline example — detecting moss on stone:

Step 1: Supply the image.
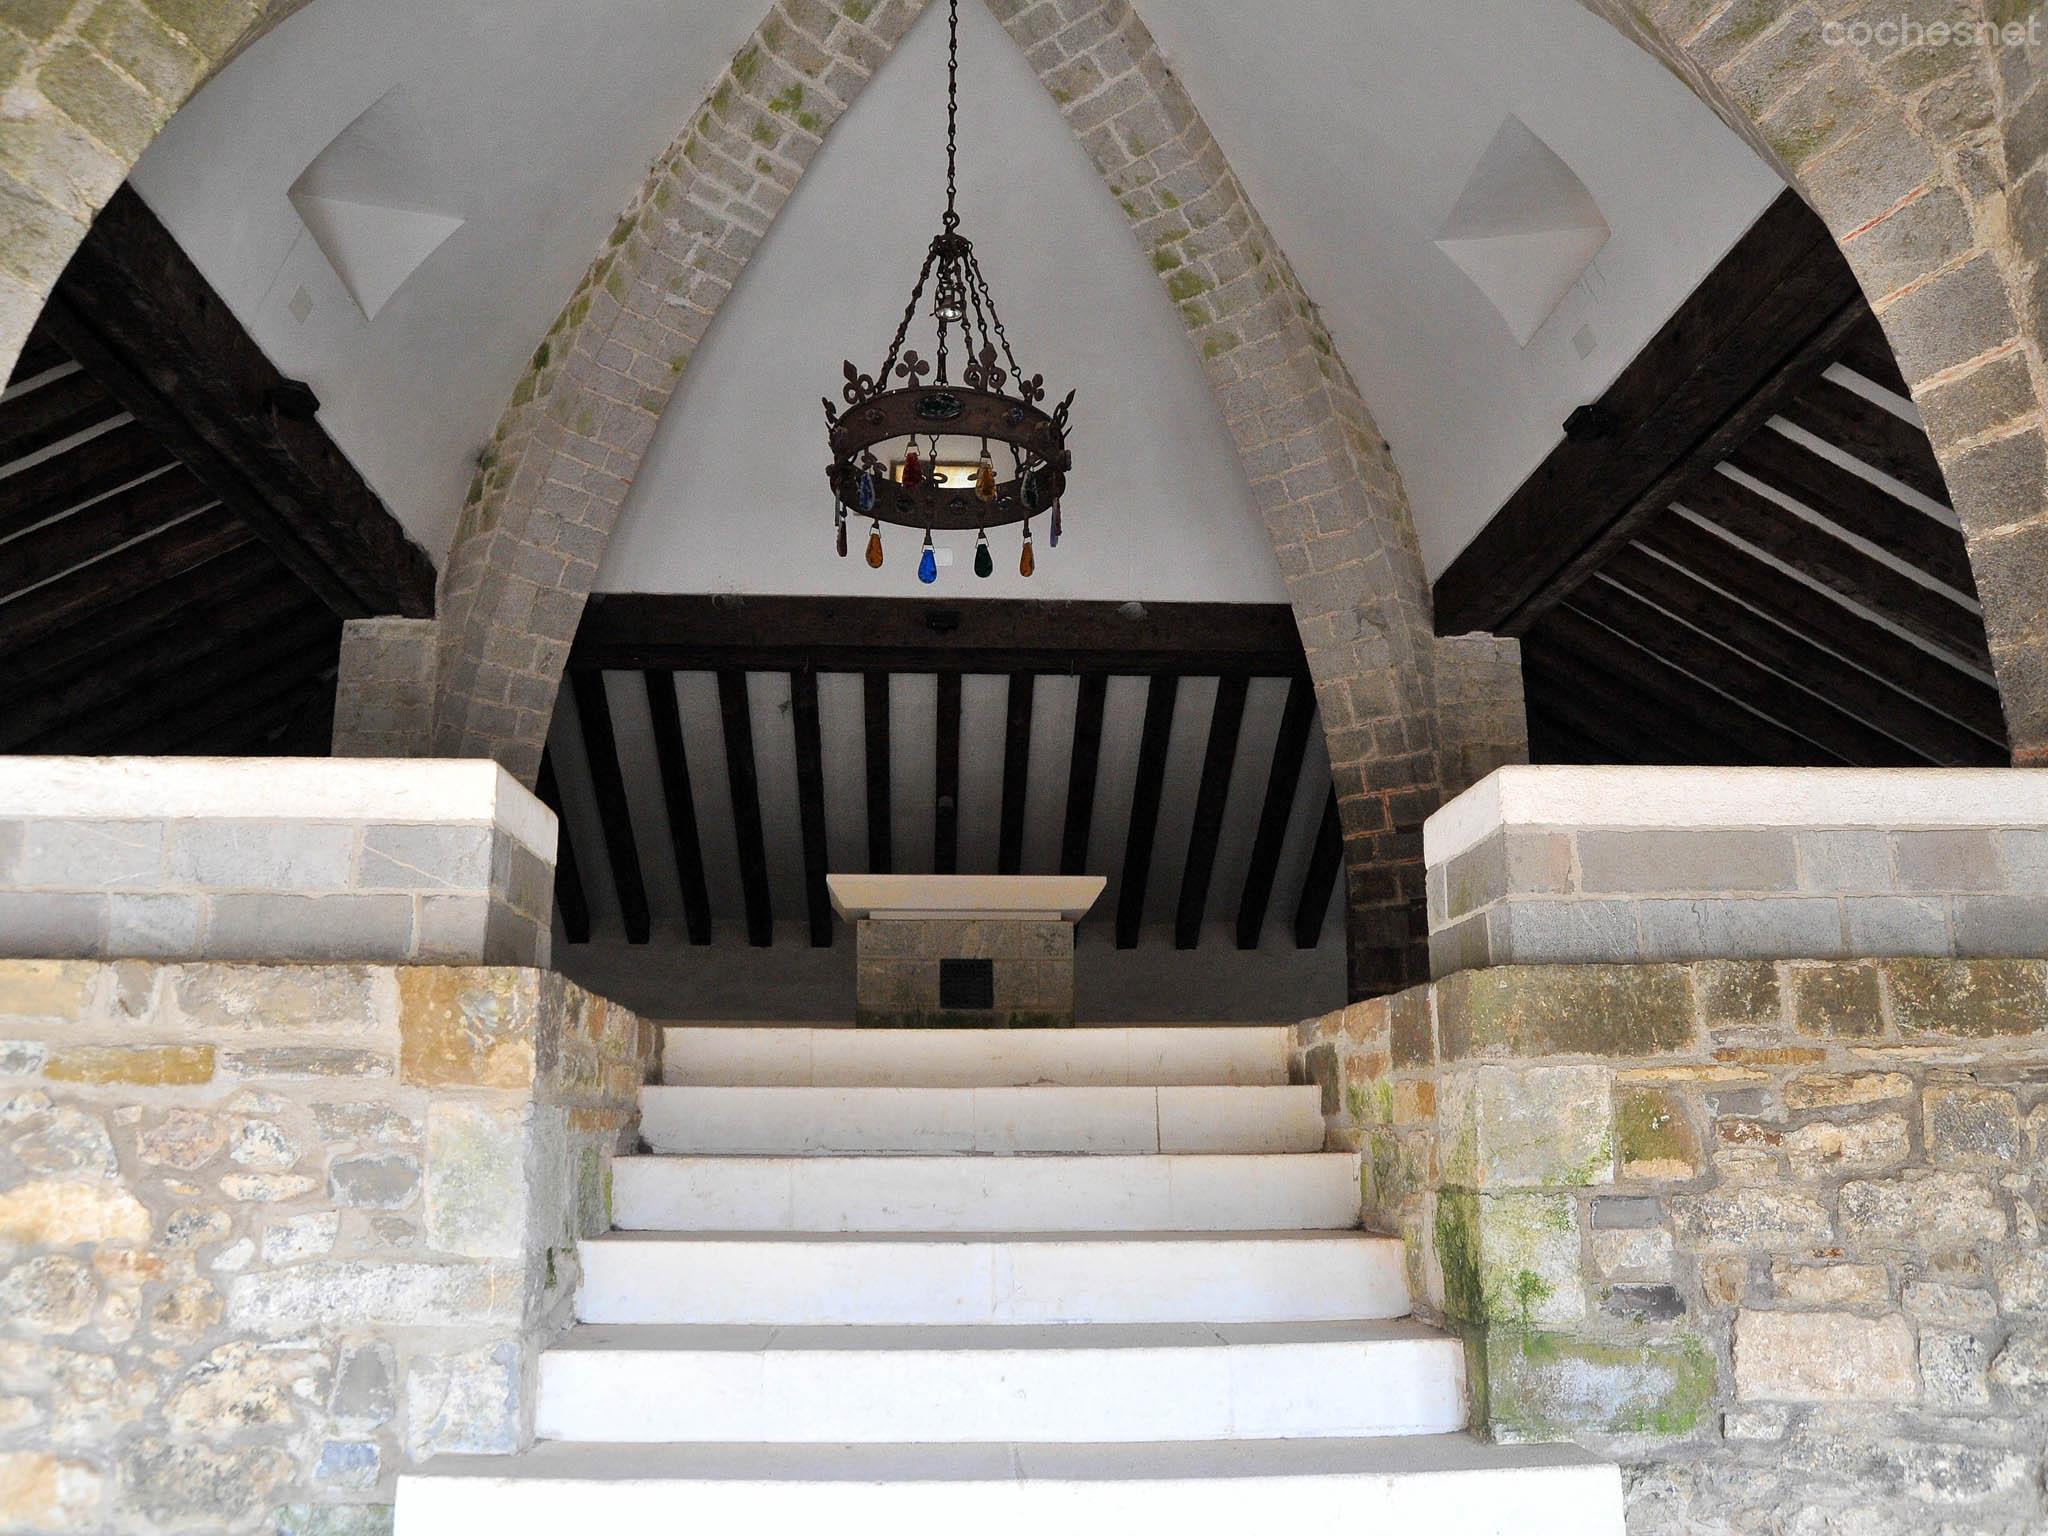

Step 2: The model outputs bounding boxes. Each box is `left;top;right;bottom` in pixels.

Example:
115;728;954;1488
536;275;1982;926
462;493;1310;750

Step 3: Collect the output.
1437;965;1695;1060
1486;1330;1716;1442
844;0;874;20
733;43;761;88
1166;269;1211;302
1201;331;1238;358
1616;1087;1698;1180
1886;959;2048;1037
1151;248;1182;272
1159;189;1181;209
1436;1189;1483;1324
769;81;805;117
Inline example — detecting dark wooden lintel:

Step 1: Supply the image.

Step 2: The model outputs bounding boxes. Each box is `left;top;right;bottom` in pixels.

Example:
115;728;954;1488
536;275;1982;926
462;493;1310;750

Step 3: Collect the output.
570;669;650;945
1116;673;1179;949
718;668;774;947
790;667;834;948
1176;673;1247;950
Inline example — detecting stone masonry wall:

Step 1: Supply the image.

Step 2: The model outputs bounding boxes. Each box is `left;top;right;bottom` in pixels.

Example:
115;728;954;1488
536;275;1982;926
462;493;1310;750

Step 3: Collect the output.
854;917;1074;1029
1429;819;2048;977
0;959;654;1535
1298;959;2048;1535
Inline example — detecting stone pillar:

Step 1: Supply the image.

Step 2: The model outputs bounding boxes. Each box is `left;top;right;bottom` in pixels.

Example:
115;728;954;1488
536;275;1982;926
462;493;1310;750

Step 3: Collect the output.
0;960;654;1533
0;756;556;965
332;617;439;759
1425;765;2048;976
1434;634;1529;802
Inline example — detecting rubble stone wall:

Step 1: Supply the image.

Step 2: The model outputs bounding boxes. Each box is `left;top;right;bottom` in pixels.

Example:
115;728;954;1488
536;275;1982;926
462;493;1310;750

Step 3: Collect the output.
0;959;654;1535
1298;958;2048;1535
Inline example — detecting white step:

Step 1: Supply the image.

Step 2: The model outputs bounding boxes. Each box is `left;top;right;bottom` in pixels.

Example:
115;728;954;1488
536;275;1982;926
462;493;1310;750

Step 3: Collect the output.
533;1321;1465;1443
575;1231;1408;1326
638;1084;1324;1155
611;1152;1361;1233
662;1025;1292;1087
396;1437;1626;1534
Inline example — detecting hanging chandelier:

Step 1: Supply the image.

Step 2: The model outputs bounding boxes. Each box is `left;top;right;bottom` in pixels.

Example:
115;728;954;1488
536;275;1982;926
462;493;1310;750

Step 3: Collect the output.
822;0;1074;583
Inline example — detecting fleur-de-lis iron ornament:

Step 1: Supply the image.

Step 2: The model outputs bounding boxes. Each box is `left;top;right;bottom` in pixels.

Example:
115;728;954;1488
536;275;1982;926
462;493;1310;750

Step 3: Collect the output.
820;0;1072;580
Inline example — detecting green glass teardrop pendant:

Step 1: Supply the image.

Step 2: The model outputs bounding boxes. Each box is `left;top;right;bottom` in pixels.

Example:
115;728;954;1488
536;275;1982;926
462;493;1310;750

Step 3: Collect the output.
973;531;993;579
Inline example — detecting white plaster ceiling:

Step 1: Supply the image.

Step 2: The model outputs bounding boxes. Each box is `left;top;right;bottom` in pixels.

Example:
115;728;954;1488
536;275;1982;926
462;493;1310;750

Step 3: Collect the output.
599;0;1278;602
129;0;764;561
130;0;1785;582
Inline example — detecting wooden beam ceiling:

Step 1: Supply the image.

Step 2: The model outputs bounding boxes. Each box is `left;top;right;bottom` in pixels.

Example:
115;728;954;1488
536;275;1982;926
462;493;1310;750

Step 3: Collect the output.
1432;187;2006;771
552;598;1331;952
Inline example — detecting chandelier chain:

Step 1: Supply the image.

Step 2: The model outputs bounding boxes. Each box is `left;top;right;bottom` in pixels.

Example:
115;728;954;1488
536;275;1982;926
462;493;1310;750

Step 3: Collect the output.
943;0;960;231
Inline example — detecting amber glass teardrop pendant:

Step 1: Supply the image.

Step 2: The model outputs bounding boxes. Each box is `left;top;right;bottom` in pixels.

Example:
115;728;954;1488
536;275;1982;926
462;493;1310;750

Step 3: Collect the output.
1019;533;1035;578
865;524;884;568
975;454;996;501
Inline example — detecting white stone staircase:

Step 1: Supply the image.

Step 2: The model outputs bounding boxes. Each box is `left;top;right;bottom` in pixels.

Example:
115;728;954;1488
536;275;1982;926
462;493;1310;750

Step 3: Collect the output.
394;1025;1625;1531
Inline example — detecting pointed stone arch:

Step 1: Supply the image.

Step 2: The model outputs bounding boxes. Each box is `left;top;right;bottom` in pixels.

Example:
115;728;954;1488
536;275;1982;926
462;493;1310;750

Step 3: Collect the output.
428;0;1448;993
1580;0;2048;762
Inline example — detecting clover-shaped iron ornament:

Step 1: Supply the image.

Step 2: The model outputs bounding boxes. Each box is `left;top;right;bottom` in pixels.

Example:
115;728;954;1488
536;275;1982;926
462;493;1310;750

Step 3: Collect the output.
894;349;932;384
1018;372;1045;405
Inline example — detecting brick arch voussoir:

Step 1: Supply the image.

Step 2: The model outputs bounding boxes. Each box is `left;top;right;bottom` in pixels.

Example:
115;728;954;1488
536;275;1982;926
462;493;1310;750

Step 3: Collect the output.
1583;0;2048;762
430;0;937;783
991;0;1445;993
0;0;312;379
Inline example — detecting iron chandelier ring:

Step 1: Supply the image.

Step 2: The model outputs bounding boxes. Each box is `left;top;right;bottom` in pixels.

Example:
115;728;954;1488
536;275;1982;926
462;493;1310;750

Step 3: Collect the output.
824;383;1070;532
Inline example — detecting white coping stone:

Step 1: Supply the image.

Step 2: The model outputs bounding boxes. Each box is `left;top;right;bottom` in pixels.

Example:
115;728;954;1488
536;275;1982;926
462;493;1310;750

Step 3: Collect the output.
574;1231;1411;1326
532;1320;1465;1443
1425;765;2048;868
635;1085;1324;1155
394;1436;1627;1536
0;756;557;862
662;1025;1292;1088
826;873;1106;922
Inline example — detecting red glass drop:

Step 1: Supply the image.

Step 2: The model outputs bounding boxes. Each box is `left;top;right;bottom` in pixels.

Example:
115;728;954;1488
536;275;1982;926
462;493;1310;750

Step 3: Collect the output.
902;448;923;488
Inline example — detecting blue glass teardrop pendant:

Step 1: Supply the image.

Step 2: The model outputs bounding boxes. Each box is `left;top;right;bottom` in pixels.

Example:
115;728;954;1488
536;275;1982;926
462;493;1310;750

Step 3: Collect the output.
855;469;876;513
917;532;938;585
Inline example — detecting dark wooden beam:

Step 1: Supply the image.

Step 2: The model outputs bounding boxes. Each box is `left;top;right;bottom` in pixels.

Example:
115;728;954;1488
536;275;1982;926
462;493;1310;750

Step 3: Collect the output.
1235;672;1315;949
0;539;282;701
1176;673;1248;950
0;502;249;659
934;670;962;876
1837;313;1909;397
41;186;434;618
575;594;1308;677
2;588;328;751
1678;471;1987;665
718;668;774;946
1569;578;1926;766
1060;672;1108;877
1520;639;1744;764
1602;545;2002;765
1434;190;1866;634
570;669;651;944
1728;427;1973;593
863;669;892;873
642;669;712;946
1778;374;1948;506
0;418;173;542
24;617;338;753
0;367;119;465
535;753;591;946
0;466;214;596
1116;673;1179;949
114;637;338;755
998;671;1035;875
1524;703;1608;765
1521;661;1679;763
7;319;67;386
790;667;833;948
1538;605;1836;765
1636;512;2005;741
1293;790;1343;949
